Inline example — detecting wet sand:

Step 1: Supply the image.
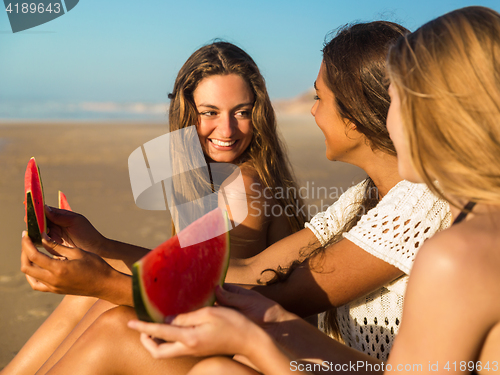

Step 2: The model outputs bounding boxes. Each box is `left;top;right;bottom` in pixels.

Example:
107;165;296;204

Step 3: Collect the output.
0;115;363;368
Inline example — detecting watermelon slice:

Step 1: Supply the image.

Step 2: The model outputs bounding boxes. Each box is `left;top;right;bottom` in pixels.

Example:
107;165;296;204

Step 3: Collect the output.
58;190;72;211
24;157;46;245
132;208;230;323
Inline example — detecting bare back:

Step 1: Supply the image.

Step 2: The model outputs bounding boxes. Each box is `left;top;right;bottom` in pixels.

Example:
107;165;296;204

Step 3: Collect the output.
388;205;500;374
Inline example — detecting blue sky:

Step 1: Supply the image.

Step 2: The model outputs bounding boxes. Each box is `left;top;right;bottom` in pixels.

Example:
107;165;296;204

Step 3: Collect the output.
1;0;500;119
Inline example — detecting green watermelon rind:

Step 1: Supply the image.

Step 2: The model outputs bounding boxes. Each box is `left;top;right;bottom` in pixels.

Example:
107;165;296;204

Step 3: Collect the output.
26;191;43;245
132;210;231;323
132;261;165;323
211;212;231;306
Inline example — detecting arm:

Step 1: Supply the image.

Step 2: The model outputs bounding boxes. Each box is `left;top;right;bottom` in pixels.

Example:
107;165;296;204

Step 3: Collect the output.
226;227;320;285
45;206;150;270
226;179;362;284
232;235;403;318
219;164;277;259
128;285;314;375
217;285;383;374
128;285;382;375
128;309;308;375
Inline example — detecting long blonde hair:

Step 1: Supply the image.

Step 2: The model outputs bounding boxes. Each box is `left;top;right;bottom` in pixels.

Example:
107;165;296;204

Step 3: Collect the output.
387;6;500;207
168;41;307;234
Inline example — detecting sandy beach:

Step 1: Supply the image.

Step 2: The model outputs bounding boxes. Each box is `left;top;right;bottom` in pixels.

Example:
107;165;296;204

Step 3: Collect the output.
0;115;364;368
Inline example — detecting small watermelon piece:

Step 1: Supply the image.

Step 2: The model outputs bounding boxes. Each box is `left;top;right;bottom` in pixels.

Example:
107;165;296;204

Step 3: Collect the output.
58;191;72;211
24;157;46;245
132;208;230;323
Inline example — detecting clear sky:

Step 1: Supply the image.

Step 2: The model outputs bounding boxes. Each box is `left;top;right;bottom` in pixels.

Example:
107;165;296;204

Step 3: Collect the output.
1;0;500;119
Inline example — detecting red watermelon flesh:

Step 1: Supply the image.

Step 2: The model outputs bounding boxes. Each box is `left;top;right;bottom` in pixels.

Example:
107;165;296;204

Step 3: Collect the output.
132;208;230;323
24;157;46;245
58;190;72;211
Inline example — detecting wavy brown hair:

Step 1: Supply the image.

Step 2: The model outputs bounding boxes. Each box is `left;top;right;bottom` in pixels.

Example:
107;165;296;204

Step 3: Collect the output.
168;41;306;235
387;6;500;208
263;22;409;340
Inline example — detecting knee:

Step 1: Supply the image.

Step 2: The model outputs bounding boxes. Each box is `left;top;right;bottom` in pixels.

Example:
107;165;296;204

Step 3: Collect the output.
189;357;249;375
94;305;136;332
79;306;136;350
189;357;228;375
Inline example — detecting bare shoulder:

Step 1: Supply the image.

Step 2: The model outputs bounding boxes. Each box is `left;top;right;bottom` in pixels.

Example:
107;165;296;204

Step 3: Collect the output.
410;217;500;316
238;162;265;194
399;213;500;364
219;162;266;199
414;217;500;275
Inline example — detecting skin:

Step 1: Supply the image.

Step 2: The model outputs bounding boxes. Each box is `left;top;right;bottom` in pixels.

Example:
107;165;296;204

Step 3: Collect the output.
194;74;254;164
130;286;382;375
127;70;500;375
386;84;421;182
229;64;403;317
384;85;500;374
27;61;410;374
195;74;293;258
4;73;291;375
312;64;365;163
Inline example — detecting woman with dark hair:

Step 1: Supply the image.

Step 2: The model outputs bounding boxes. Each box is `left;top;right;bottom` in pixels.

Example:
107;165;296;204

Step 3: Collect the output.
25;21;452;374
128;7;500;374
7;41;306;375
227;21;450;347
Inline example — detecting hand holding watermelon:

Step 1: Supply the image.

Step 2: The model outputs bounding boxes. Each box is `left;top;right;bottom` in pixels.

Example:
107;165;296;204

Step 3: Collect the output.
20;230;131;303
214;284;289;328
128;303;264;359
128;284;295;358
44;205;109;257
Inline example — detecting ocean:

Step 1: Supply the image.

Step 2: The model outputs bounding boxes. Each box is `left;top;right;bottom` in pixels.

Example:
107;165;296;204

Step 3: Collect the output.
0;100;169;122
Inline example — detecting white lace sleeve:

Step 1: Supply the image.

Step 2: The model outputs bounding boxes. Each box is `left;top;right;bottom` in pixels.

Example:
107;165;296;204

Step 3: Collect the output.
305;181;367;246
344;180;451;274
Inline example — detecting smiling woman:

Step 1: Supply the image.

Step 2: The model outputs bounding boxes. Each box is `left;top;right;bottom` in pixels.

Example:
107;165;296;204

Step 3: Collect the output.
166;42;307;257
4;41;308;375
194;74;254;164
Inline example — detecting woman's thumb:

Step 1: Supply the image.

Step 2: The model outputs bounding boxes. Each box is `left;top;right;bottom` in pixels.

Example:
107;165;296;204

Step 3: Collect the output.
41;232;72;259
215;284;248;308
45;205;76;227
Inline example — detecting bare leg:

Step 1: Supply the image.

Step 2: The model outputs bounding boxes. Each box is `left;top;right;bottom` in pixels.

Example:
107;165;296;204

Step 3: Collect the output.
189;357;261;375
44;306;201;375
36;299;115;375
1;295;97;375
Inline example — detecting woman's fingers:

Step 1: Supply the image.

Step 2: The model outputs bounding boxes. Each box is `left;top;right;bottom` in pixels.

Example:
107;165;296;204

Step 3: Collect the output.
128;320;169;337
24;274;51;292
41;233;77;259
20;241;53;292
128;320;192;343
215;284;251;308
222;283;254;294
21;233;58;271
44;205;76;227
21;237;61;292
139;333;190;358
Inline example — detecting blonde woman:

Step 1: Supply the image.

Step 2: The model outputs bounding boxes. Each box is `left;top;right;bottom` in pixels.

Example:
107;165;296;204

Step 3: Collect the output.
127;6;500;374
7;42;306;375
384;5;500;371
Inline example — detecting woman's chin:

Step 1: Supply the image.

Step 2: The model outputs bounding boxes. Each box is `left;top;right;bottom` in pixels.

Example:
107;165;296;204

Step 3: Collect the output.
207;153;239;164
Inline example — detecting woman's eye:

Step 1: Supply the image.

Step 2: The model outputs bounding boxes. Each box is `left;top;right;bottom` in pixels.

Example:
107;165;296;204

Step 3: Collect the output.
314;95;320;101
236;110;251;118
200;111;217;116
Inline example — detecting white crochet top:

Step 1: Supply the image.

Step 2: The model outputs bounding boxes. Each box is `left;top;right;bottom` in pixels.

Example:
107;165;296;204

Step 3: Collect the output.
305;180;451;361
